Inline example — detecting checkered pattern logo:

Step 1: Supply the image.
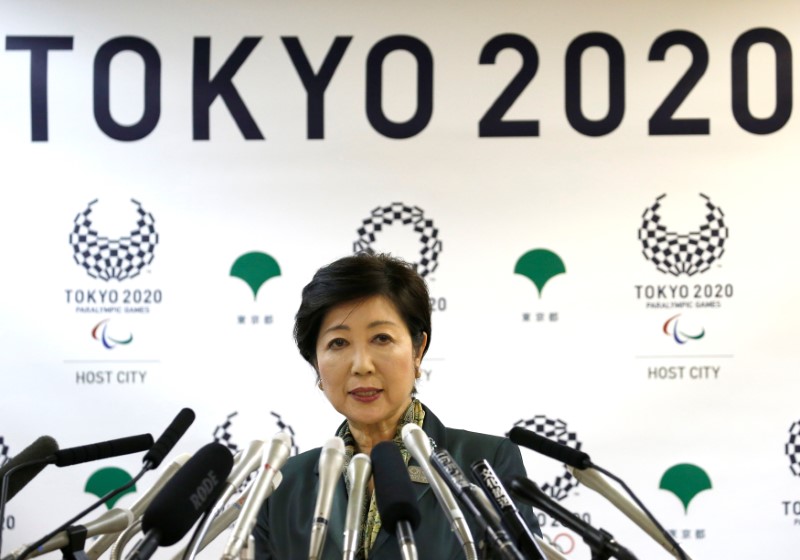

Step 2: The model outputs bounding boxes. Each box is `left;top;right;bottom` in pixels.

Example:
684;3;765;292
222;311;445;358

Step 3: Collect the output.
69;198;158;281
786;420;800;477
638;193;727;276
353;202;442;277
511;416;581;501
0;436;9;467
213;411;299;457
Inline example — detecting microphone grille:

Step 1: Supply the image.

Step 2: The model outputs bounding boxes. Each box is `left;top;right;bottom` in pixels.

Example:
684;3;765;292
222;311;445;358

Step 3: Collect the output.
371;441;421;532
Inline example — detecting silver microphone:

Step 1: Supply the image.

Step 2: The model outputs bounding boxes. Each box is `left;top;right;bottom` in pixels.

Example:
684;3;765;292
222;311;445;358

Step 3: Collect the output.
567;466;691;560
8;509;134;560
221;432;292;560
184;440;266;560
308;437;345;560
342;453;371;560
85;452;192;560
401;424;478;560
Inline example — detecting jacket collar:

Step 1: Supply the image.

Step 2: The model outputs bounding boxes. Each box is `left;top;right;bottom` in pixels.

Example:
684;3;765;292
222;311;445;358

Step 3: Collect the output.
314;403;448;558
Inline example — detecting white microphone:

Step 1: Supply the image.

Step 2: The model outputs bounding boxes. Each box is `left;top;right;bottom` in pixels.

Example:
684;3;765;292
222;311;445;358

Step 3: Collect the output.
184;440;266;560
308;437;345;560
567;466;691;560
8;509;134;560
342;453;371;560
85;452;191;560
400;424;478;560
221;432;292;560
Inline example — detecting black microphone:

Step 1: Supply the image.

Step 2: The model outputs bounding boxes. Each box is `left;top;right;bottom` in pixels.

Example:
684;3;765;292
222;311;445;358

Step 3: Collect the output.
143;408;195;469
430;450;524;560
53;434;154;467
0;436;59;557
508;476;638;560
508;426;689;560
0;436;59;502
470;460;545;560
508;427;592;469
371;442;420;560
126;442;234;560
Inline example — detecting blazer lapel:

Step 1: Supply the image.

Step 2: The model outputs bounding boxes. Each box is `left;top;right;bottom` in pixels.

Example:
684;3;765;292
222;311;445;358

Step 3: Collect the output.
369;405;450;557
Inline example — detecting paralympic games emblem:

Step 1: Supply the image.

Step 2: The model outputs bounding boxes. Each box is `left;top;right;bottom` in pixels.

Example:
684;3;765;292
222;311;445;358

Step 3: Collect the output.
638;193;727;276
353;202;442;277
91;319;133;349
510;415;582;501
69;198;159;281
663;314;705;344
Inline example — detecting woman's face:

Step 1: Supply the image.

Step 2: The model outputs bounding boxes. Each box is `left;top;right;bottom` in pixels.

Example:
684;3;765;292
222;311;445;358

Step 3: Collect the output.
315;295;426;434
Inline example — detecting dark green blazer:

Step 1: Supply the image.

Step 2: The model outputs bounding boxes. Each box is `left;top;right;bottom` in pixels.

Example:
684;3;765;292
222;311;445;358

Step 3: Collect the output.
254;405;539;559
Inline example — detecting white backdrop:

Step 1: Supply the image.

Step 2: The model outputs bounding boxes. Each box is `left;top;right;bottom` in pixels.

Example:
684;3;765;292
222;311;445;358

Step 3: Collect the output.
1;1;799;558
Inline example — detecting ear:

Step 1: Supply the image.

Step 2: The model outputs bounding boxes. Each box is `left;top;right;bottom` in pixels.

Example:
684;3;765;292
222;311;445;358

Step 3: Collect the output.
414;332;428;368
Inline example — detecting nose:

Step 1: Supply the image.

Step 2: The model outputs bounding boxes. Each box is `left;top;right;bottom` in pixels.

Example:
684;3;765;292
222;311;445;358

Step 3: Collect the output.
351;343;375;376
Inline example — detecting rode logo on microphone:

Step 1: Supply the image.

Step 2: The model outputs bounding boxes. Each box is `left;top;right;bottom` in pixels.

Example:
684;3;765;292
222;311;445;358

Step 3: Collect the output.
190;470;220;510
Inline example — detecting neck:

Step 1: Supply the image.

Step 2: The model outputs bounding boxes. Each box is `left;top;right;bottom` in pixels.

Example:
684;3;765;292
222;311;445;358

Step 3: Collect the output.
348;401;412;457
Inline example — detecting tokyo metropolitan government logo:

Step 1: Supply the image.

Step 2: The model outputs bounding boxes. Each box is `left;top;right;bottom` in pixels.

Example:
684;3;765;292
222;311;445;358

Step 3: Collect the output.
69;198;158;281
638;194;727;276
353;202;442;277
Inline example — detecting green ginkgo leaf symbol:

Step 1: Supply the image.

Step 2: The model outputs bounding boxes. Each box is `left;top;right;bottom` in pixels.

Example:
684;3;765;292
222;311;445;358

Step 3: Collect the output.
230;252;282;300
659;463;712;513
85;467;136;509
514;249;566;298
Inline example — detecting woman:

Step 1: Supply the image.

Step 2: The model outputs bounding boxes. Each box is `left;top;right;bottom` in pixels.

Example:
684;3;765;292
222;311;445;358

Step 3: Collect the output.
254;253;540;559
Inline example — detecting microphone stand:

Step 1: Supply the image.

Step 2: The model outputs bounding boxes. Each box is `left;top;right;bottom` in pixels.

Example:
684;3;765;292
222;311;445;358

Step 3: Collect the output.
508;477;637;560
59;526;88;560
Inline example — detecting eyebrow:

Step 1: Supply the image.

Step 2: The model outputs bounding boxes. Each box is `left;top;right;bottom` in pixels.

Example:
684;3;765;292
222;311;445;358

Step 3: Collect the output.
321;320;399;336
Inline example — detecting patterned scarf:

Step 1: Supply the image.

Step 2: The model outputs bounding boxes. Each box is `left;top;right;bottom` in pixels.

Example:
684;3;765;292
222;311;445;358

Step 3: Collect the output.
335;399;426;559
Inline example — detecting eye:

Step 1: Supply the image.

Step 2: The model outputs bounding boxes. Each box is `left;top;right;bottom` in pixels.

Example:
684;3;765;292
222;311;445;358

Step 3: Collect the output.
327;337;347;349
373;333;393;344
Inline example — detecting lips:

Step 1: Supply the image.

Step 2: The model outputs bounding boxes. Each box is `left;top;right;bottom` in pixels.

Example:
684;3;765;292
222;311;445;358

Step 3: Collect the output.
349;387;383;401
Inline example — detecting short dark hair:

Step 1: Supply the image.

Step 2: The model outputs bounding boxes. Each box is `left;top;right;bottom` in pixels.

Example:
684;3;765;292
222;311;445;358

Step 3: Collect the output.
294;253;432;368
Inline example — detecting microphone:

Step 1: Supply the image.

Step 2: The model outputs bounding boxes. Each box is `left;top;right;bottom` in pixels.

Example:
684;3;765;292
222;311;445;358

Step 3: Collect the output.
430;450;524;560
0;436;59;502
53;435;154;467
143;408;196;469
126;442;233;560
4;434;153;560
184;440;266;560
371;442;420;560
0;436;59;557
470;459;545;560
308;437;345;560
509;426;689;560
6;509;134;560
508;427;592;469
85;453;192;560
169;470;284;560
567;466;690;560
401;424;478;560
221;432;292;560
508;476;638;560
342;453;371;560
